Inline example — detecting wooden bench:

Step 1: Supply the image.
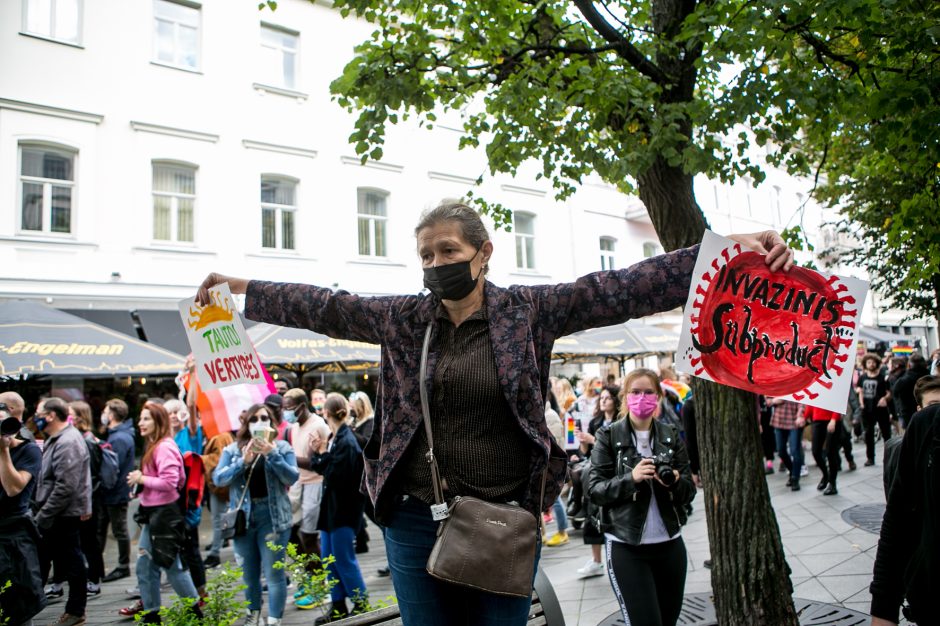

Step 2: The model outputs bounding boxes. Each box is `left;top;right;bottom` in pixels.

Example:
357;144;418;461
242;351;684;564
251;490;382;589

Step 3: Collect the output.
331;568;565;626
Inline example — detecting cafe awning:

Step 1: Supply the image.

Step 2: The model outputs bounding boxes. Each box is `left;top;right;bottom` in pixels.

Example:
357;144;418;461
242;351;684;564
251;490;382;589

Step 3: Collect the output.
552;320;680;363
247;323;380;373
0;300;187;377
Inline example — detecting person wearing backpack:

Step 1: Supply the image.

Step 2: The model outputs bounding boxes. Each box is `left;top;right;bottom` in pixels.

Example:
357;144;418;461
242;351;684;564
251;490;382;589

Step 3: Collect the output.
69;401;108;597
99;399;136;582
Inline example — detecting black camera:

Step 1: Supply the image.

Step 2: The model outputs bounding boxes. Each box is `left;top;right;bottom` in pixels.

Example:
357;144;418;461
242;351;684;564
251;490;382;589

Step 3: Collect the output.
652;450;677;486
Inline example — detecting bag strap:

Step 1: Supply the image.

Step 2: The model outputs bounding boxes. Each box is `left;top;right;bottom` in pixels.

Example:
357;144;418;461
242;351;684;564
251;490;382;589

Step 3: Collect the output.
419;324;447;507
233;455;260;513
419;324;549;513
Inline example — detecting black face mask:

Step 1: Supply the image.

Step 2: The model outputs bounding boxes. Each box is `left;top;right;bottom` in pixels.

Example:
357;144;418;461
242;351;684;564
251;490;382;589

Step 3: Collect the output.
423;249;483;301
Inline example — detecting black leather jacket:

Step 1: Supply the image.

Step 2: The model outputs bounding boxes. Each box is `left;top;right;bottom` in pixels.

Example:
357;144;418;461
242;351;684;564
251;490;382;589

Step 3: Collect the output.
587;419;695;545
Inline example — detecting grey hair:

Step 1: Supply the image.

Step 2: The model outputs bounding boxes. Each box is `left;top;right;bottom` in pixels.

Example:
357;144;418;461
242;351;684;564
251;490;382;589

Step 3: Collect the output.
414;202;491;250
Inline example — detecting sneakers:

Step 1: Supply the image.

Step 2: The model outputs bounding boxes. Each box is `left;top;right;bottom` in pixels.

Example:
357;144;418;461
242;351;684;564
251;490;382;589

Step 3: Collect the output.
576;559;604;578
267;619;282;626
125;586;141;598
799;465;809;477
545;532;569;547
376;566;390;577
295;594;327;610
103;567;131;582
203;554;221;569
45;582;64;598
52;613;86;626
245;610;262;626
764;461;774;475
86;582;101;596
542;512;554;524
118;600;144;617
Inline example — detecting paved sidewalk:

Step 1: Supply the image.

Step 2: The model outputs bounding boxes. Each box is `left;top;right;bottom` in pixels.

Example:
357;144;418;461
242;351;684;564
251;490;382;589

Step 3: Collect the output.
34;438;894;625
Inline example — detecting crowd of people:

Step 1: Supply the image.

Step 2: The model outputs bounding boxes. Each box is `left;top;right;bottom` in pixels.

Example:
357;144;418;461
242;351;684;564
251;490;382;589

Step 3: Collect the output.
1;200;937;626
0;383;371;626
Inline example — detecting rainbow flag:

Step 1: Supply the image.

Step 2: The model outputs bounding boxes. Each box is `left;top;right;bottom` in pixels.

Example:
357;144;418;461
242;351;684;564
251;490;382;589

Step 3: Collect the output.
892;345;915;355
565;415;578;449
181;362;276;440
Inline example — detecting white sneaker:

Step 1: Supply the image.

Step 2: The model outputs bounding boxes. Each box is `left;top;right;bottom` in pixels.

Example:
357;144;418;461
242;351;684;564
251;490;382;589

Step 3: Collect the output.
799;465;809;477
245;610;262;626
267;619;282;626
576;559;605;578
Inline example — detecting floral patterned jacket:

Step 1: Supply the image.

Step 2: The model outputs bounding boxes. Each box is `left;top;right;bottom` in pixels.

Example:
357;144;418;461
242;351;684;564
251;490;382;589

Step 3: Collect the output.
244;244;699;521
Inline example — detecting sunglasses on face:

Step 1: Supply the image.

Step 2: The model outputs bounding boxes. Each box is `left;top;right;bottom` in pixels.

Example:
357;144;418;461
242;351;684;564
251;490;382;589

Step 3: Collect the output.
248;414;270;423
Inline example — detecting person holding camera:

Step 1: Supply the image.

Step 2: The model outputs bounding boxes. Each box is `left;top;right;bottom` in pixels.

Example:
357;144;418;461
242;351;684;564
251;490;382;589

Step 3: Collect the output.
213;403;299;626
588;368;696;626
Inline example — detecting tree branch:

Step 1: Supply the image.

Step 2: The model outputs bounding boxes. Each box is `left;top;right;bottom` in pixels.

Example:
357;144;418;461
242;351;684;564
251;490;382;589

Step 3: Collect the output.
572;0;669;84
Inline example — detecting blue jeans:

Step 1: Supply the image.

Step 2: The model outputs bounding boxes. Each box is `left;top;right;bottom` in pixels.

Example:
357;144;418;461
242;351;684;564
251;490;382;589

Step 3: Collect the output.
208;492;225;558
774;427;804;481
552;496;568;533
321;526;367;605
234;500;291;618
384;496;540;626
137;524;198;612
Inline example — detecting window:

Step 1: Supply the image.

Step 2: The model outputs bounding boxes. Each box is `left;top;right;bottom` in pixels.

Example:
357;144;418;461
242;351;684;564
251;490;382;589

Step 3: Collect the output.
23;0;81;44
19;143;75;234
261;177;296;250
599;237;616;270
152;162;195;243
642;241;663;258
514;212;536;270
357;189;388;257
260;25;298;89
153;0;200;70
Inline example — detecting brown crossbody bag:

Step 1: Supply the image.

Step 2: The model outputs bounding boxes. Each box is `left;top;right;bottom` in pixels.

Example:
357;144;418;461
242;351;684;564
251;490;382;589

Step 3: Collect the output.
419;324;546;598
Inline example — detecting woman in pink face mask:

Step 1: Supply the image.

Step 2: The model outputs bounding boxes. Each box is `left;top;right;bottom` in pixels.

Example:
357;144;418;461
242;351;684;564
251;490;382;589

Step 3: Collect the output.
586;369;696;626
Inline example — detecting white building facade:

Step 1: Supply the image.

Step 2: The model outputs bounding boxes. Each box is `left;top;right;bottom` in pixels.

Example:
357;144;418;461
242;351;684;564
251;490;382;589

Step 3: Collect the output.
2;0;932;356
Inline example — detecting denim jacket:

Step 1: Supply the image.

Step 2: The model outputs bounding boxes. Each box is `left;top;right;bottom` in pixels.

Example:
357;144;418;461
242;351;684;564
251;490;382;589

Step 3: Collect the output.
212;440;299;534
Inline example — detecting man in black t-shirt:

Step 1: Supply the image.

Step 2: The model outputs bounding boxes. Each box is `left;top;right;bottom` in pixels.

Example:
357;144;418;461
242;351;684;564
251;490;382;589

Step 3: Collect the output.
0;402;46;624
856;354;892;466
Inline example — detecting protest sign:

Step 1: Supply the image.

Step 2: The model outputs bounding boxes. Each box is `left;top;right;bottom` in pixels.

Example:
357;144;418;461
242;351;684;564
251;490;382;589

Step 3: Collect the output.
676;231;868;413
179;283;266;391
564;415;579;451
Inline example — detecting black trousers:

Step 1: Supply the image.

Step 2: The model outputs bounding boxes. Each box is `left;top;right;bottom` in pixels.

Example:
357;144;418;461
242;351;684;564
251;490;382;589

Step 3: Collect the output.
862;409;891;462
759;410;776;461
79;507;105;584
607;536;687;626
811;421;843;486
179;524;206;590
39;516;87;617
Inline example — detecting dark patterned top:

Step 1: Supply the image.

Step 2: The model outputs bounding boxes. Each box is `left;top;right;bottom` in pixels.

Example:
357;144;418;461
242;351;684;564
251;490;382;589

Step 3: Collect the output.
244;244;699;522
398;306;534;504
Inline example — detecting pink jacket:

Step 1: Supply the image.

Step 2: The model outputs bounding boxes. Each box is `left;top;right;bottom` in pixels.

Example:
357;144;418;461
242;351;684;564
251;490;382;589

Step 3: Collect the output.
140;438;184;507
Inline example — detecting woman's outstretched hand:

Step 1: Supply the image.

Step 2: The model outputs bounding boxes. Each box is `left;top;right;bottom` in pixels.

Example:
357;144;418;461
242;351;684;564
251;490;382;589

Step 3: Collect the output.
196;273;249;306
726;231;795;273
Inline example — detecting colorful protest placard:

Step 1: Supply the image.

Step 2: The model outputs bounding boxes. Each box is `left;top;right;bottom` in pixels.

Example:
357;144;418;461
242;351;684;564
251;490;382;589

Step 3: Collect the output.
676;231;868;413
179;283;266;391
564;415;579;450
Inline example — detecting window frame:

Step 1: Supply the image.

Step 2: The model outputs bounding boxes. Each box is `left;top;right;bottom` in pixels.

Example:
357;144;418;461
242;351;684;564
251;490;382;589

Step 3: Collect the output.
642;241;663;258
21;0;83;46
356;187;389;258
152;0;201;72
151;160;197;245
259;23;299;90
599;236;616;271
17;141;77;237
513;211;536;270
260;175;298;251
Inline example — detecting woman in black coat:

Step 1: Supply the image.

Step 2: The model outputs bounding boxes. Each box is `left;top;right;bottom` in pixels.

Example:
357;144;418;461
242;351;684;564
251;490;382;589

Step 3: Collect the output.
308;393;367;623
588;369;696;626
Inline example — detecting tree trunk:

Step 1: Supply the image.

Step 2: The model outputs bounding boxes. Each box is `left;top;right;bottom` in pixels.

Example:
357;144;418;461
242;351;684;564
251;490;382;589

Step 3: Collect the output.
638;163;799;626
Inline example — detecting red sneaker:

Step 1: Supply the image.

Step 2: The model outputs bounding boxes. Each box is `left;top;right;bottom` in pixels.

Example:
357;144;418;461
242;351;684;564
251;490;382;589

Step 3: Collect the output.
118;600;144;618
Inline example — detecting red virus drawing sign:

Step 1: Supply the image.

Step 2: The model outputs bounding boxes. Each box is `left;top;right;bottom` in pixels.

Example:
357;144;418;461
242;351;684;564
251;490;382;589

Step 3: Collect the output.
676;231;868;413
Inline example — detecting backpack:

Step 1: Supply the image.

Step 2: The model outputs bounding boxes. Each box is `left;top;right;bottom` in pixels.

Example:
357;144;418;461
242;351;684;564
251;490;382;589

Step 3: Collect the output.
97;441;121;491
180;451;206;528
84;437;120;493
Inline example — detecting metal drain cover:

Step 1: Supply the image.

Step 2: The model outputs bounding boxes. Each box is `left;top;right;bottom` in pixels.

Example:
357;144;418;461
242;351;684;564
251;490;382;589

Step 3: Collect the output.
840;503;886;535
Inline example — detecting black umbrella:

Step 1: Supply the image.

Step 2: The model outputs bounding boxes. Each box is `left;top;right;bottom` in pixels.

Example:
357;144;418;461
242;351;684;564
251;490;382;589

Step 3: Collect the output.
0;300;187;377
